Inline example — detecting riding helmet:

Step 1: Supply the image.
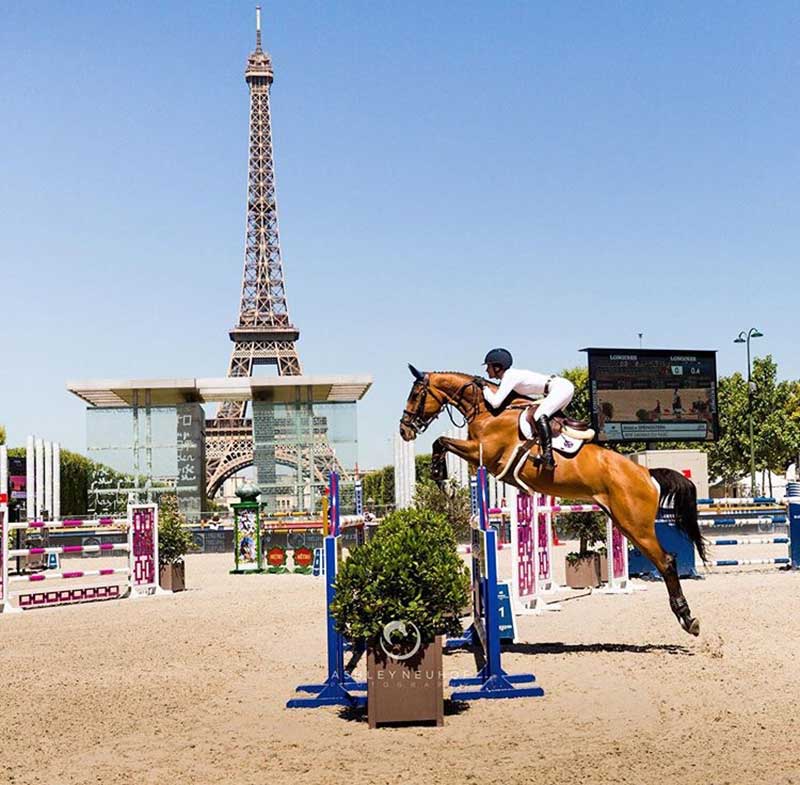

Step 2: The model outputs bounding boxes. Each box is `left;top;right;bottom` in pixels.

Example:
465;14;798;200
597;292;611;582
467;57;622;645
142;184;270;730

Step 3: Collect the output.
483;348;513;370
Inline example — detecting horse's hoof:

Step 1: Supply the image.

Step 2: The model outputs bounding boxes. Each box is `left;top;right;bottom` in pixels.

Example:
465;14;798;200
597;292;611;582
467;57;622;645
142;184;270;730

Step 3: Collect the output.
684;617;700;636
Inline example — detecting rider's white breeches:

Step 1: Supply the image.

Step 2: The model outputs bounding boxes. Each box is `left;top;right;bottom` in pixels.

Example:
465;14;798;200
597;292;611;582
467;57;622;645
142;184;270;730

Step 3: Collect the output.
534;378;575;420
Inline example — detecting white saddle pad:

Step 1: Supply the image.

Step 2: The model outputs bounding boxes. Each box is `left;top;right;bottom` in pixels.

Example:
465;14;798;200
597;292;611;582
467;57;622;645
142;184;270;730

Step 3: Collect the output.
518;411;583;455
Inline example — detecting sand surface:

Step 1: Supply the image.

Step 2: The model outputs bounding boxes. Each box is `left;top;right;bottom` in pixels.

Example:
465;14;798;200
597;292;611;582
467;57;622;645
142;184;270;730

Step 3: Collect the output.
1;548;799;785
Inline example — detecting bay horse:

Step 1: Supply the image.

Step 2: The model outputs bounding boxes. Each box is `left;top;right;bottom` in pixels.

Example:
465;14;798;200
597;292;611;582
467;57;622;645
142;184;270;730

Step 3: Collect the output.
399;367;706;636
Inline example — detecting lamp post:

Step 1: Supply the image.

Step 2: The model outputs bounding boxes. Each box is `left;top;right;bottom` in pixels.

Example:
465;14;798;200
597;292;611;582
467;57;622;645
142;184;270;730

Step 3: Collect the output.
734;328;764;495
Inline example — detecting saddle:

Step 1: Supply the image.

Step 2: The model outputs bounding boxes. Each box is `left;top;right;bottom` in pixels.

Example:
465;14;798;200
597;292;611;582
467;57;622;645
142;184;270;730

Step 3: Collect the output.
523;404;595;441
496;403;594;477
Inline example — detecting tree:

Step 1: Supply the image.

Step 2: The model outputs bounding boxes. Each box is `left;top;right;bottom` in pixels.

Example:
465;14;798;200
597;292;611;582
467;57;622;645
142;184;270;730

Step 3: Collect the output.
0;425;5;445
361;465;394;515
750;356;800;480
785;378;800;472
5;444;131;516
560;366;590;422
706;371;750;488
361;453;435;515
413;478;473;541
157;493;196;567
556;508;606;557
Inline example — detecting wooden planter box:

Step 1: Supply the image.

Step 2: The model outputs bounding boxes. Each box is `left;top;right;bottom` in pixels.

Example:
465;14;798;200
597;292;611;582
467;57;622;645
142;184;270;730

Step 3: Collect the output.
565;554;601;589
159;562;185;592
366;636;444;729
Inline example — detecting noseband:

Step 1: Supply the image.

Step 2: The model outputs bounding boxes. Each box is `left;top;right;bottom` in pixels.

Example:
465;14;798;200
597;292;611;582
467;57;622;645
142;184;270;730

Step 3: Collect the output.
401;376;482;434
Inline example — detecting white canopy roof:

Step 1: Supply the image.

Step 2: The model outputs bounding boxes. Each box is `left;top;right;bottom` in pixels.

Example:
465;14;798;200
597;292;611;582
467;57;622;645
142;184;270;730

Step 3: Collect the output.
67;375;372;407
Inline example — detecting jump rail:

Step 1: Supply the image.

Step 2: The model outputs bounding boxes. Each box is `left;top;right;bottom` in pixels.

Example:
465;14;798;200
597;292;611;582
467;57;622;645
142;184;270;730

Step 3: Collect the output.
0;505;164;614
507;493;637;610
629;499;800;578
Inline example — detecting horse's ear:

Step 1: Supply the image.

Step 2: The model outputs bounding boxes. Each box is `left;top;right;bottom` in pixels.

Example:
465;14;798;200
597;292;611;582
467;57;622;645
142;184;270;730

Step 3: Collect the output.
408;364;424;381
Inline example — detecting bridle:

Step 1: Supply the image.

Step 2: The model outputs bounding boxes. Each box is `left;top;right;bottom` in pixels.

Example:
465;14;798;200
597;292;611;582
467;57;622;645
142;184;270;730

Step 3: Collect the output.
400;375;483;435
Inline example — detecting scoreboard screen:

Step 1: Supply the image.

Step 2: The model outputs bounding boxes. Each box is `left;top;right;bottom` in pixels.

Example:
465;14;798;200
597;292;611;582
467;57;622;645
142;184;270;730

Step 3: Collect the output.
583;348;719;443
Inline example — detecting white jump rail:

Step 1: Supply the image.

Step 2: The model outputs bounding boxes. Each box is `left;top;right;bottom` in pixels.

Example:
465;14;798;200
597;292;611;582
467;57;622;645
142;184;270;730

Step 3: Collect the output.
502;490;641;615
0;504;165;614
534;496;642;597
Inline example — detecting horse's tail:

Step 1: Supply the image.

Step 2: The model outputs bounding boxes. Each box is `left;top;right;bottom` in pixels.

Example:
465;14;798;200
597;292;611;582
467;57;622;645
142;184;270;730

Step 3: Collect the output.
648;467;707;563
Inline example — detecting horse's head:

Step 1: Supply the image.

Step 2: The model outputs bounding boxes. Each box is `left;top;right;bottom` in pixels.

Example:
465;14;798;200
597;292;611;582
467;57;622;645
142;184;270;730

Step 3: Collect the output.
399;365;482;441
399;365;443;441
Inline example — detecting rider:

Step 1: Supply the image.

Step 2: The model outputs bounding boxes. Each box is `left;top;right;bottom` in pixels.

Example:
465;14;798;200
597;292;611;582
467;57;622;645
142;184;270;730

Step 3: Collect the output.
479;348;575;470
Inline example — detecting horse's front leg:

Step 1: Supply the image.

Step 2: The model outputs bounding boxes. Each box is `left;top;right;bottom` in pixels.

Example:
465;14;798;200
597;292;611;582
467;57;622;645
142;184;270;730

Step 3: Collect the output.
431;437;480;488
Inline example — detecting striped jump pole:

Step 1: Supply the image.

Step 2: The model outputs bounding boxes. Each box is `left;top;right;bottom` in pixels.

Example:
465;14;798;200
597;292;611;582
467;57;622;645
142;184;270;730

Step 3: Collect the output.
697;498;787;532
631;499;800;578
19;517;124;530
0;504;164;614
698;515;786;528
709;558;791;568
709;536;790;546
697;497;777;506
531;497;640;595
704;535;793;568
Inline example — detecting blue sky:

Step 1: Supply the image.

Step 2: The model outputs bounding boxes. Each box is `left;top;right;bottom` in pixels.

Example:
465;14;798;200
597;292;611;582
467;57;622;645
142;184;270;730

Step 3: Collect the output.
1;1;798;469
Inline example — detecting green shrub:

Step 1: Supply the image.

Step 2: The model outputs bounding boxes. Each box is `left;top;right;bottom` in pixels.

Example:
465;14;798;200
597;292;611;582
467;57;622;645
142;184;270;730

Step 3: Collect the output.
330;508;470;643
556;501;606;562
158;494;195;567
412;478;472;541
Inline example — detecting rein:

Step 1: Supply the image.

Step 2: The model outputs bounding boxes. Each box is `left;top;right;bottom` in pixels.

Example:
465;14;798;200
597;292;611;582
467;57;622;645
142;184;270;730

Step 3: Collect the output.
402;376;483;434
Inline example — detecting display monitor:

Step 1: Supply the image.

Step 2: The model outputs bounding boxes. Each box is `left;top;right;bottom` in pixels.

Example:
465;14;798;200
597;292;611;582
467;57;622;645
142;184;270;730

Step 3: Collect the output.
582;348;719;443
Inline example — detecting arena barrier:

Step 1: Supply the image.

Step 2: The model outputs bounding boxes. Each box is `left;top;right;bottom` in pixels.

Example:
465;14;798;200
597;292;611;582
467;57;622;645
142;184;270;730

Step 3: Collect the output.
286;473;367;709
448;466;545;701
0;505;163;614
629;498;800;578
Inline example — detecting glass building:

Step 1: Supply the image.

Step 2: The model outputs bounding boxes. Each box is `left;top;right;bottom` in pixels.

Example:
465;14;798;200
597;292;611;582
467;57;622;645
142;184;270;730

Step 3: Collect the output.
68;376;371;519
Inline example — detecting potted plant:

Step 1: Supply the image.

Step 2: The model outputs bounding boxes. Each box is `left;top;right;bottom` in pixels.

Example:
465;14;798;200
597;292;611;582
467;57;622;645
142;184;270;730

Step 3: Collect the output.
557;505;606;589
157;494;195;591
330;508;470;728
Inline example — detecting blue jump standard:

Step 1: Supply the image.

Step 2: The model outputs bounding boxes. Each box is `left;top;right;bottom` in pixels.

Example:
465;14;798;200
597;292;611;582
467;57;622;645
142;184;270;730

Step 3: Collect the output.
448;467;544;702
286;535;366;708
287;476;367;710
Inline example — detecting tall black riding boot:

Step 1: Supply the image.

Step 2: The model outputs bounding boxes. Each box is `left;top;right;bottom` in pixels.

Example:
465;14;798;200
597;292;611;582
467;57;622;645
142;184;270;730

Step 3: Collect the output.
534;415;556;470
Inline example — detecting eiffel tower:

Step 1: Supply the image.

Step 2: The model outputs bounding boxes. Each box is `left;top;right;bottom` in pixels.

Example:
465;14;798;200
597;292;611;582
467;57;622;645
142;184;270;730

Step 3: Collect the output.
205;8;340;497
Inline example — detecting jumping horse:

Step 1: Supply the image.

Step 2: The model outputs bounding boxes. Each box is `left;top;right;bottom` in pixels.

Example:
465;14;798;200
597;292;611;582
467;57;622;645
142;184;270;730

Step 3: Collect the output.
399;367;707;636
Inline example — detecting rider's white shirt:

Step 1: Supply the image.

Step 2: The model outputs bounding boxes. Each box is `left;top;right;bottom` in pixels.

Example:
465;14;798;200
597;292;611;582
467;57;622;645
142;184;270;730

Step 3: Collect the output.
482;368;551;409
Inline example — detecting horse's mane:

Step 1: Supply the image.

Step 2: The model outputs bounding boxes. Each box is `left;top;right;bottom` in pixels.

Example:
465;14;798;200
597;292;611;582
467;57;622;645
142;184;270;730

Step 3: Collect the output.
430;370;535;413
